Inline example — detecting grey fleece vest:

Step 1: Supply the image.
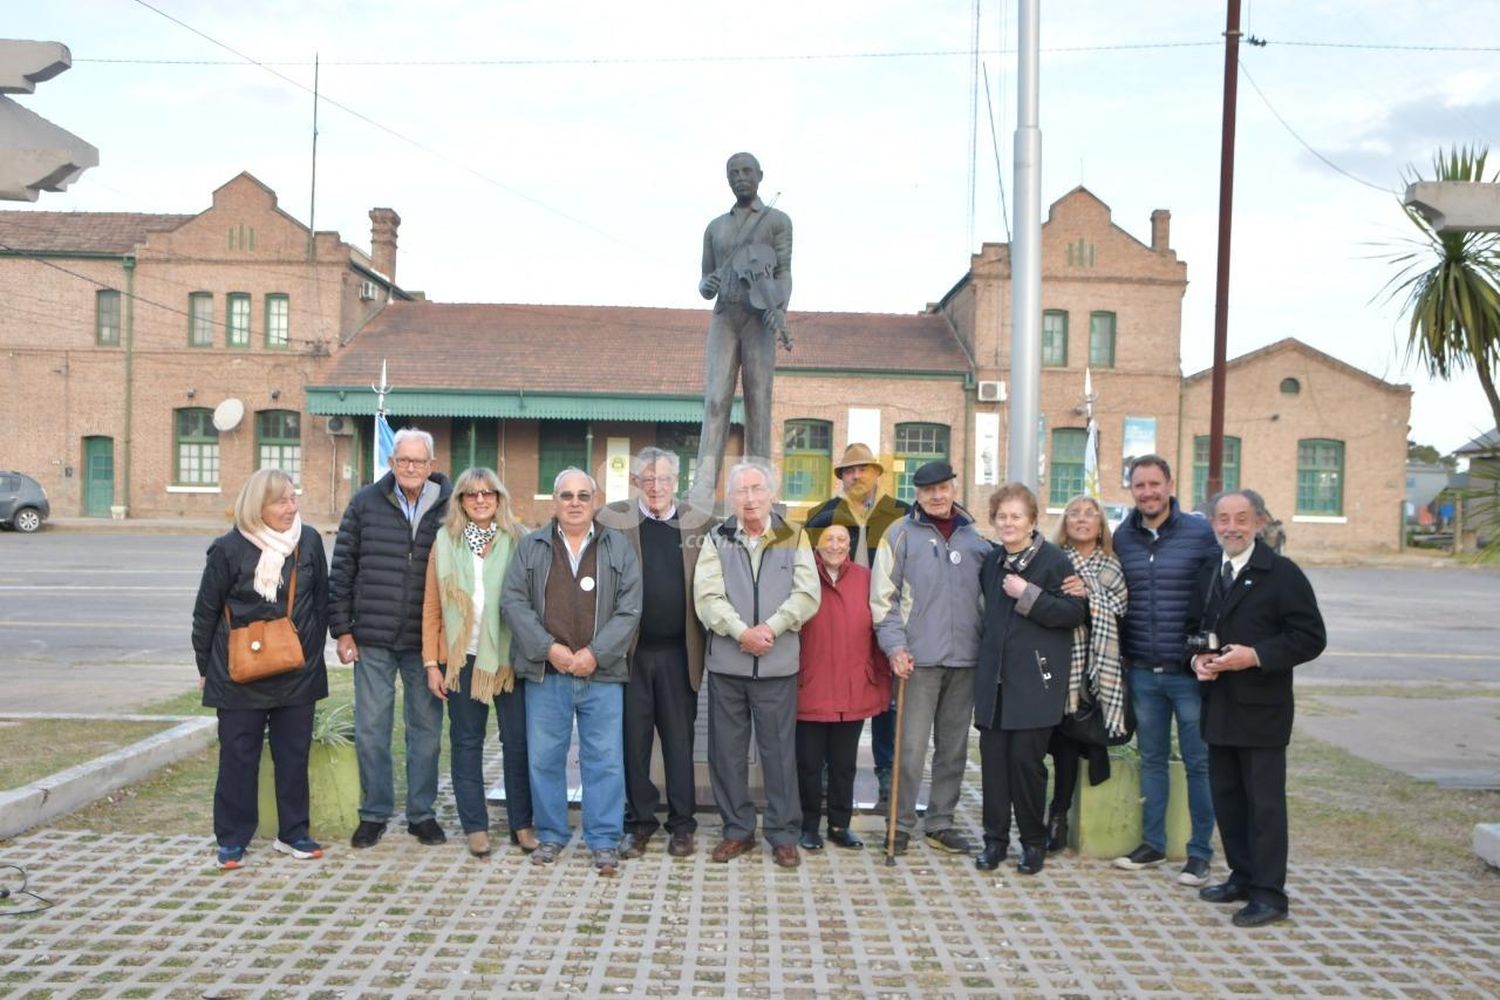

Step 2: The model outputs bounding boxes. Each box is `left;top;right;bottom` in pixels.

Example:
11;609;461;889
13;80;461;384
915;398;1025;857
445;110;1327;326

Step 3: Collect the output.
706;521;800;679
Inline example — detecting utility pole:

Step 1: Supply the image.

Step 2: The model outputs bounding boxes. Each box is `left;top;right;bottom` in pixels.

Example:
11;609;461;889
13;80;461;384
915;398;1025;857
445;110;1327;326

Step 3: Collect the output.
1206;0;1242;497
1008;0;1042;489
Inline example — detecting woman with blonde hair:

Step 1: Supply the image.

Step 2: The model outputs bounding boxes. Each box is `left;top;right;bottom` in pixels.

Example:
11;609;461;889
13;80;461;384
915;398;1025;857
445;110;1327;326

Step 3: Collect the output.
191;467;329;869
1045;494;1130;852
422;467;537;857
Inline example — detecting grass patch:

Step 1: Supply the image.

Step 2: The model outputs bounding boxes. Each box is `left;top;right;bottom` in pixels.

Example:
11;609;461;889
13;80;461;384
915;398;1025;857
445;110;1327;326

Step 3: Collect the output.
0;719;172;789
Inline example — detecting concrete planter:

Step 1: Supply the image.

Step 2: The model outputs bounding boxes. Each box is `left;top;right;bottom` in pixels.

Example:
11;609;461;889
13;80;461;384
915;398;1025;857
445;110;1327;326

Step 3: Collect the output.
256;742;360;842
1069;756;1191;860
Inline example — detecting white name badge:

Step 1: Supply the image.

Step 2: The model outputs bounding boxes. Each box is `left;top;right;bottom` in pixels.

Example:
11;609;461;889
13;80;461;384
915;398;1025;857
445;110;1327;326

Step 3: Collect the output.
579;576;596;592
949;551;962;565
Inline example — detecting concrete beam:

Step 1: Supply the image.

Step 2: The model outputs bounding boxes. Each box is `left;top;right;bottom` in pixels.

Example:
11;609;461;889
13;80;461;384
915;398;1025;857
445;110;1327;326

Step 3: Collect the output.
0;39;98;201
0;40;72;95
1404;181;1500;234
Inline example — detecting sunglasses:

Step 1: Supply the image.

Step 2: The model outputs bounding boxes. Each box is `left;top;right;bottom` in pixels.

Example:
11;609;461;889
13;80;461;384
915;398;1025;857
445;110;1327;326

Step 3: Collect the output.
557;491;593;503
462;490;498;501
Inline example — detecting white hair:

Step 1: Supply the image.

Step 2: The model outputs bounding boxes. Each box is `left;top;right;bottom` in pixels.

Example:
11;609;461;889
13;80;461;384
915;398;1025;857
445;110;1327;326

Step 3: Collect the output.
631;447;680;477
391;426;435;459
553;466;598;495
726;460;777;496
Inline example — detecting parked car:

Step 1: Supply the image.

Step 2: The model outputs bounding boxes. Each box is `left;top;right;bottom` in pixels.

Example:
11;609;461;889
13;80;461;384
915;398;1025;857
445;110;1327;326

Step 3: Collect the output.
0;471;50;532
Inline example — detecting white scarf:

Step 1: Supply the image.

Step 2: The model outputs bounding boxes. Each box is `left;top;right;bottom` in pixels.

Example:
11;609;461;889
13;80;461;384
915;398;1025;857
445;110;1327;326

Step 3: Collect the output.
242;513;303;602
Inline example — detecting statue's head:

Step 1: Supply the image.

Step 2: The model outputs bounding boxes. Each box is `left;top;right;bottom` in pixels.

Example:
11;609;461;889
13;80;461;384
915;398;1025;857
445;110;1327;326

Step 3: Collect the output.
726;152;762;201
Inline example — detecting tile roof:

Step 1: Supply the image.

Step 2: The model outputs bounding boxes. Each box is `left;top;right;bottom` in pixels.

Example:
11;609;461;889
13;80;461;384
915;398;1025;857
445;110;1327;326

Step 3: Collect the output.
320;302;969;394
0;211;191;254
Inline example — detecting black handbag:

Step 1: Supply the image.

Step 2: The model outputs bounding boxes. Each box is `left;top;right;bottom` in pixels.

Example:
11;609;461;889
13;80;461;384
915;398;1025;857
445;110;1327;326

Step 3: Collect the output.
1060;679;1135;748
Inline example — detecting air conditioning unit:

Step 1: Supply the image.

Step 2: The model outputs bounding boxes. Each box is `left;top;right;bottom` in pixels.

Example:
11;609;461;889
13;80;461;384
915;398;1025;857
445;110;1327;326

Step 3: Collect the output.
326;416;356;436
358;280;378;301
977;379;1007;402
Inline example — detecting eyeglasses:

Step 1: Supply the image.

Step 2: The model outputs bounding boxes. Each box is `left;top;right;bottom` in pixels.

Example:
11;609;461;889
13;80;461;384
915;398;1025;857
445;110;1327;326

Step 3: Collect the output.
392;457;431;469
557;491;593;503
462;490;498;501
637;476;676;487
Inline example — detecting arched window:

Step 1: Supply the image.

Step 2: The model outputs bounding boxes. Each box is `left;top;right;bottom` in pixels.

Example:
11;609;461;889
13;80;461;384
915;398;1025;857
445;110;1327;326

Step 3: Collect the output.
1280;377;1301;395
782;419;833;503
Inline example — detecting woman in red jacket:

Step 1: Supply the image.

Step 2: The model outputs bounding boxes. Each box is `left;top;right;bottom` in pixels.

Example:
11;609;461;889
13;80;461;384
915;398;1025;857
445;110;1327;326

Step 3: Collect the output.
796;524;891;851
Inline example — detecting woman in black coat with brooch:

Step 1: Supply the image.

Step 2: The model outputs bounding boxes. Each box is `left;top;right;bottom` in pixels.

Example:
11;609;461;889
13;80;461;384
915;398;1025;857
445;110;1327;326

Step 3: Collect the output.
974;482;1088;875
192;467;329;870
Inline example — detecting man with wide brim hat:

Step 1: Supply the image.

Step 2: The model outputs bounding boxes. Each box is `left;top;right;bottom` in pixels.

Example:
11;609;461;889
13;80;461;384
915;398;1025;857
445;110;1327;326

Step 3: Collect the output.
804;443;912;805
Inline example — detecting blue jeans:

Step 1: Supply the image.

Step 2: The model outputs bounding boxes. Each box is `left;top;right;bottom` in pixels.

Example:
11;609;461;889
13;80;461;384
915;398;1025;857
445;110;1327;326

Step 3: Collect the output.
354;644;444;825
525;671;625;851
445;657;532;835
1130;667;1214;860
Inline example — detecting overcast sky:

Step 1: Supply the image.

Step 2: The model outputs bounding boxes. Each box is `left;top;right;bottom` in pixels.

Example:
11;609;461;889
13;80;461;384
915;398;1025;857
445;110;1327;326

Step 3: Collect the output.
11;1;1499;452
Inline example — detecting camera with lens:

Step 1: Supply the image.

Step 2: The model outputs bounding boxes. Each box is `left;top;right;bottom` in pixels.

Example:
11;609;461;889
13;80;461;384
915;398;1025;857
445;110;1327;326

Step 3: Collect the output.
1184;631;1220;657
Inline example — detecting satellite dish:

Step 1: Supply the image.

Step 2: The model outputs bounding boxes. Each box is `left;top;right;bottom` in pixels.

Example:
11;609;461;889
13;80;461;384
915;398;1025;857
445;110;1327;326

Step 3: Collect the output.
212;398;245;432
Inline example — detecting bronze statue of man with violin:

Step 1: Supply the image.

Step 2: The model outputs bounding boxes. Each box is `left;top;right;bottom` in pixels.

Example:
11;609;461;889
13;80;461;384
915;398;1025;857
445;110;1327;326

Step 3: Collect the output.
692;151;793;503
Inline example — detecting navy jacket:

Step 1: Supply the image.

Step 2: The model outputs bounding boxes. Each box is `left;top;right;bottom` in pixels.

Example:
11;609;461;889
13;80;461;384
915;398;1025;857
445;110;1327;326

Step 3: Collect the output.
328;471;453;651
1112;498;1219;667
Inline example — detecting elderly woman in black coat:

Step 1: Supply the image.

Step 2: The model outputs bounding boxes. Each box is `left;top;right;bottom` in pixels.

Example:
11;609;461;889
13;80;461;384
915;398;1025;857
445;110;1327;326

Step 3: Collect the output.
974;482;1088;876
192;467;329;870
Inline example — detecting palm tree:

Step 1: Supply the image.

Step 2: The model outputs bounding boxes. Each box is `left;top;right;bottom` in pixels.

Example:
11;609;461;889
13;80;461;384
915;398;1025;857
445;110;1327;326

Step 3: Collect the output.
1383;145;1500;433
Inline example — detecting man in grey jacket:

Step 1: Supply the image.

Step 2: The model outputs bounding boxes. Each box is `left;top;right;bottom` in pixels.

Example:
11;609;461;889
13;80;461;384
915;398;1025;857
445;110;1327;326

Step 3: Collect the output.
501;468;642;875
870;461;992;855
694;461;820;869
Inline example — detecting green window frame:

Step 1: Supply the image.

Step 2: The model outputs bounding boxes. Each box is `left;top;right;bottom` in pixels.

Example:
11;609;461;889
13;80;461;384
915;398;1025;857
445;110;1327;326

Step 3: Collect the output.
188;293;213;347
1089;311;1116;368
782;419;833;503
265;294;289;348
174;407;219;485
450;418;499;477
1042;310;1068;367
537;420;589;496
1049;428;1087;506
1192;435;1241;508
256;409;301;486
227;292;251;348
1296;438;1344;515
96;289;121;346
894;422;951;504
655;424;700;499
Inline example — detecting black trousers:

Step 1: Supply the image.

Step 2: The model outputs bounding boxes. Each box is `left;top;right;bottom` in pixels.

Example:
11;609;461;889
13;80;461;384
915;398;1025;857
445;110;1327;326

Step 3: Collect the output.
623;643;699;835
214;702;316;848
1210;743;1290;911
795;719;863;832
979;725;1053;851
1047;729;1083;816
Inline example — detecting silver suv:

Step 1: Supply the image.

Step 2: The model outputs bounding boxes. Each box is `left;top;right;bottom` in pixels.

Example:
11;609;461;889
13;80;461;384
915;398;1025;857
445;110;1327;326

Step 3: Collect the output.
0;470;50;532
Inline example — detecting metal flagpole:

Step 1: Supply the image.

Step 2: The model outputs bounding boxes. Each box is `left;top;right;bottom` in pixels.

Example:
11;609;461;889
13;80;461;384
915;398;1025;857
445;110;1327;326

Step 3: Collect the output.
1083;367;1101;499
372;359;391;474
1007;0;1042;488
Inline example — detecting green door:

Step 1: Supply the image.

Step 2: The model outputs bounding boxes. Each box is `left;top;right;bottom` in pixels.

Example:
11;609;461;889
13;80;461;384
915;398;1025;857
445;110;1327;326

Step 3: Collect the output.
83;436;114;517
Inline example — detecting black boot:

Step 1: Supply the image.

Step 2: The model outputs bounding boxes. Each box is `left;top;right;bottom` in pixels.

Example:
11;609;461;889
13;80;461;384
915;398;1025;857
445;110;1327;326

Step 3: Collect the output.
1045;808;1068;854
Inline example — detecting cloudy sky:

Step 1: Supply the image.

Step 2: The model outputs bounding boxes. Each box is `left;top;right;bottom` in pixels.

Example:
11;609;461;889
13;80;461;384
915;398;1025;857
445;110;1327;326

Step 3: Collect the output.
11;1;1499;452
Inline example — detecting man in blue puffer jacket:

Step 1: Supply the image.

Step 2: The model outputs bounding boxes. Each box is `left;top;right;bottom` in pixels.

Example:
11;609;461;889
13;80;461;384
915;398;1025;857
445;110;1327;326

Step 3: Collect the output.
1110;455;1219;887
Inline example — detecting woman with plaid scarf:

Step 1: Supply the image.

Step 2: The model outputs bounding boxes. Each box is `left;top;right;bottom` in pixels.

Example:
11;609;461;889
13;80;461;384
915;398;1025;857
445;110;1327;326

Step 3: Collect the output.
1045;495;1130;853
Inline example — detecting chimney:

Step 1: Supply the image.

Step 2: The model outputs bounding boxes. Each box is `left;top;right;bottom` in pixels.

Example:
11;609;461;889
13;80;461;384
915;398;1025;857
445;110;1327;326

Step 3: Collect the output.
1150;209;1171;253
369;207;401;283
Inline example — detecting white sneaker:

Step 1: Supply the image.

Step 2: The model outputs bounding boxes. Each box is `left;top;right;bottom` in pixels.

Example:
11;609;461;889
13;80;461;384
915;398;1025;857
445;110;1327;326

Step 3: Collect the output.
272;838;324;860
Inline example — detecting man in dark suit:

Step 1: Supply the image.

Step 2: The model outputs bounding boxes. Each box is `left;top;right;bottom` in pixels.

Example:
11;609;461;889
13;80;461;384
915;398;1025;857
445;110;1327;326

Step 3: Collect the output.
1187;490;1327;928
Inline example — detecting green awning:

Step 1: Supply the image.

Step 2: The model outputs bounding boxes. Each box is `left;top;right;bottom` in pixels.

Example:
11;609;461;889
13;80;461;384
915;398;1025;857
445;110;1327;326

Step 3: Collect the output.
305;387;741;424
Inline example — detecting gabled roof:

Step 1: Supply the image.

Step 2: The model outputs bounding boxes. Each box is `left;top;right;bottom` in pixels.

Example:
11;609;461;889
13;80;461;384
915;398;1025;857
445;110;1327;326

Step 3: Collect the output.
1183;337;1411;393
0;210;191;254
1455;427;1500;457
317;302;968;396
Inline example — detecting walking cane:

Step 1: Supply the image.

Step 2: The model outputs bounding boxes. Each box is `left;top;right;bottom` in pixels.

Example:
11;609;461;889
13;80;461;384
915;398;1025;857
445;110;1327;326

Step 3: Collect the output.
884;673;908;866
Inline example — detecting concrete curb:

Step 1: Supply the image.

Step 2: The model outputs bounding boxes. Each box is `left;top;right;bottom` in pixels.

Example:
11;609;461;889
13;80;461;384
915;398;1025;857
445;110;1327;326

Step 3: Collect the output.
1476;822;1500;868
0;715;217;839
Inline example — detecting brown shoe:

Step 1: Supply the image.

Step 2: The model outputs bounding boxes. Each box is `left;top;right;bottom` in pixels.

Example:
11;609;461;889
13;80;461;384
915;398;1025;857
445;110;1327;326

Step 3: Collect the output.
710;838;755;863
511;827;540;853
772;844;801;869
667;831;695;857
619;830;651;859
466;831;492;858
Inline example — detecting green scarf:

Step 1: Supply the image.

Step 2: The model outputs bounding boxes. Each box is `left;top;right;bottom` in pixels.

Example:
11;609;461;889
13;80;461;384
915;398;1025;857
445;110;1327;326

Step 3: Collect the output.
434;527;514;701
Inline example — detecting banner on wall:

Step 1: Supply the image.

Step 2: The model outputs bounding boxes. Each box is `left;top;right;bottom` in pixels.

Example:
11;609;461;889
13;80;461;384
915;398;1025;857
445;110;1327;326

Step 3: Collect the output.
974;411;1000;486
1121;416;1158;487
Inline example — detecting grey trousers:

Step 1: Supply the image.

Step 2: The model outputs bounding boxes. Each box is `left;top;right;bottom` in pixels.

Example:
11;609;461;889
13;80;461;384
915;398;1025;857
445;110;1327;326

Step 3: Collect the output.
695;302;775;497
895;666;976;835
707;671;801;847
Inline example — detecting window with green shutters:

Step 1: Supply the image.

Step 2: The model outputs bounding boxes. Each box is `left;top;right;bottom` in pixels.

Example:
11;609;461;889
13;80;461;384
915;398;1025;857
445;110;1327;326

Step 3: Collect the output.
1089;311;1116;368
782;419;832;503
96;289;121;345
894;422;950;503
1049;428;1087;506
175;407;219;485
1296;438;1344;515
257;410;301;485
188;293;213;347
1042;310;1068;367
265;294;289;348
538;420;589;496
227;293;251;348
451;418;499;477
1192;435;1241;508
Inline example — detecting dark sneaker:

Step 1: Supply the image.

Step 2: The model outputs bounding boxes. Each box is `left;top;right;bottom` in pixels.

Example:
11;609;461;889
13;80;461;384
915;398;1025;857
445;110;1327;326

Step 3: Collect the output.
350;820;386;849
925;828;974;854
530;842;563;866
216;845;247;870
407;818;447;845
890;832;910;855
1178;856;1211;886
1114;844;1167;870
593;848;620;876
272;838;324;860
